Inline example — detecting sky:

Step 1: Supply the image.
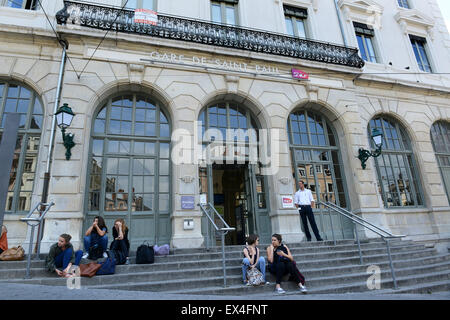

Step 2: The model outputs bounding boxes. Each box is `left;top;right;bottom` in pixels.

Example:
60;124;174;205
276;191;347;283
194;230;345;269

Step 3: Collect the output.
437;0;450;33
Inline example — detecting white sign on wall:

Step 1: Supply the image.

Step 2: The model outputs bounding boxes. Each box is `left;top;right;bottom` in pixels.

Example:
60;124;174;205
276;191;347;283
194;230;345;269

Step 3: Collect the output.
281;196;294;208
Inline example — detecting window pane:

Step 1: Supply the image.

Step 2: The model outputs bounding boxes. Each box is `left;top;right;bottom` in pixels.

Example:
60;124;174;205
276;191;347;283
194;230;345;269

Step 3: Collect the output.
142;0;154;10
211;3;221;23
357;35;368;61
365;37;376;62
285;18;294;36
296;19;306;38
7;0;24;8
226;6;236;25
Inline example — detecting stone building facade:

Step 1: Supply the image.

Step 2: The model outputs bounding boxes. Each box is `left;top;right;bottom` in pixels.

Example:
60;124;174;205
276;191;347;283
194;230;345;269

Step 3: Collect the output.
0;0;449;252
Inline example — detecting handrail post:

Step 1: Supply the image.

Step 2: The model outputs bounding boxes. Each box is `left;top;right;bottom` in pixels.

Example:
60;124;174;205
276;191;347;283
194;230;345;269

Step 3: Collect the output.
206;207;210;251
221;231;226;287
319;204;326;240
384;238;398;290
328;207;336;245
25;224;36;279
354;222;363;265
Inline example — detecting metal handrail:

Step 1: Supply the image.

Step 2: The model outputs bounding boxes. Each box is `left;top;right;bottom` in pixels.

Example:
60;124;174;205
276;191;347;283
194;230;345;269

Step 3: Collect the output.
199;202;235;287
20;202;55;279
317;201;406;290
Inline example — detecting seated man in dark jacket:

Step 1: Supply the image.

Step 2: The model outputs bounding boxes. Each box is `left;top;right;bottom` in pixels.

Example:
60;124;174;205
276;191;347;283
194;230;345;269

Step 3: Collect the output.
45;234;83;277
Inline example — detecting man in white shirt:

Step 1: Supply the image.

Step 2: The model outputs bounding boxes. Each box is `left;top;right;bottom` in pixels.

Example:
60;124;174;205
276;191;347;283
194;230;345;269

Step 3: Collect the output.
294;180;323;242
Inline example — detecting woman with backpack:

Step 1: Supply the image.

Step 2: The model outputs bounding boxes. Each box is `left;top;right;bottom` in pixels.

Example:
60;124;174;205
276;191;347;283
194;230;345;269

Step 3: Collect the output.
82;216;108;259
242;234;267;286
109;218;130;265
266;233;307;294
45;234;83;277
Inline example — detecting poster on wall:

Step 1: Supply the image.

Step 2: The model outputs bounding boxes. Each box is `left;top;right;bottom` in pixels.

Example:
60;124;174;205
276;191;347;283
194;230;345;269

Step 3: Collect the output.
282;196;294;208
134;9;158;25
199;194;208;205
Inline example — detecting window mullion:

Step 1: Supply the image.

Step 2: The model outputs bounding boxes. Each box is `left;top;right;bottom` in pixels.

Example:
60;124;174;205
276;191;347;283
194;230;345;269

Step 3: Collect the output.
13;133;28;212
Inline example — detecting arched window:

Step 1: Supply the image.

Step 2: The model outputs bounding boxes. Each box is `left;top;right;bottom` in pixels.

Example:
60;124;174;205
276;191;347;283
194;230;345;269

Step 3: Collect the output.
288;109;347;208
0;82;43;213
87;94;171;246
430;121;450;203
369;116;423;208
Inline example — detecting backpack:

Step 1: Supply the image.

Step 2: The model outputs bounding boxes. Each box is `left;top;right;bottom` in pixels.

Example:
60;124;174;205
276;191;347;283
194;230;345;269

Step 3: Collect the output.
246;267;265;286
136;242;154;264
108;249;127;265
96;256;116;275
88;244;103;260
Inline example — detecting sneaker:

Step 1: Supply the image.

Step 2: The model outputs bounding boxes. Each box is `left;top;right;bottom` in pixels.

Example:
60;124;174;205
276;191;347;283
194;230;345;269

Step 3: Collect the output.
275;287;285;294
299;284;308;294
82;253;89;259
103;252;108;258
265;281;270;285
125;258;130;265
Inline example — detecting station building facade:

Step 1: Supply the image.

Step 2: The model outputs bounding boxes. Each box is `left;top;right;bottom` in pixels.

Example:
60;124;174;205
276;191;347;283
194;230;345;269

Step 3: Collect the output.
0;0;449;251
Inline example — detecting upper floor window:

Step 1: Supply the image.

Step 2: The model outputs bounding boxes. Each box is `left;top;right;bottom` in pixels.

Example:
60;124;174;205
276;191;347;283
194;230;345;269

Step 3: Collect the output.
397;0;410;9
354;22;378;63
284;5;308;38
409;35;432;72
1;0;38;10
211;0;238;25
124;0;156;10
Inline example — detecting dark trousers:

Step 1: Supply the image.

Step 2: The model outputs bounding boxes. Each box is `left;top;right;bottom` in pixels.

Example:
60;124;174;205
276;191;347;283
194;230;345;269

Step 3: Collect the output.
299;205;322;241
110;239;129;258
269;261;305;285
54;248;83;270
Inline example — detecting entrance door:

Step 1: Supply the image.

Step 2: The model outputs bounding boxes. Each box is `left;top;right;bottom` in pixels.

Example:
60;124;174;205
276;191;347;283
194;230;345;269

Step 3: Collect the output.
199;162;271;246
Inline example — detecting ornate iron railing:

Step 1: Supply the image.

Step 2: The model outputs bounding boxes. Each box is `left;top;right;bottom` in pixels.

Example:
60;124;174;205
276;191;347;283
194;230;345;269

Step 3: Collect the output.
56;0;365;69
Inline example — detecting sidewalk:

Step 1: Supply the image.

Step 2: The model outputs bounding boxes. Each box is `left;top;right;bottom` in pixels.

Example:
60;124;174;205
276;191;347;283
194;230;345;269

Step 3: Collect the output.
0;283;448;300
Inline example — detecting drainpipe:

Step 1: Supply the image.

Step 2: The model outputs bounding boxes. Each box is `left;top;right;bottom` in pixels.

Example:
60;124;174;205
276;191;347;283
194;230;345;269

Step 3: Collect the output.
35;39;68;252
334;0;349;46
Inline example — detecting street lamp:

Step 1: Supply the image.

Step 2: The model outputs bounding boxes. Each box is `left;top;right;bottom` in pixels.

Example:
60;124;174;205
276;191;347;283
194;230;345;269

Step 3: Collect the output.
358;128;383;169
55;103;75;160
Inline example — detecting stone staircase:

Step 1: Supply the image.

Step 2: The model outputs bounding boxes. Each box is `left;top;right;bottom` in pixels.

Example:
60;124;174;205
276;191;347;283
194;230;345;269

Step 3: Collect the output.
0;238;449;296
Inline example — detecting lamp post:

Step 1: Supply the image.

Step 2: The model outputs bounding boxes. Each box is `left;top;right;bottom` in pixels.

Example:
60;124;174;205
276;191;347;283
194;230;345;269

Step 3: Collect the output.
55;103;75;160
358;128;383;169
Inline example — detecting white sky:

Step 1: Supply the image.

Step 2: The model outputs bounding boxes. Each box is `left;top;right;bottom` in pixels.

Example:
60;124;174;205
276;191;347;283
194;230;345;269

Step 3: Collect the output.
436;0;450;33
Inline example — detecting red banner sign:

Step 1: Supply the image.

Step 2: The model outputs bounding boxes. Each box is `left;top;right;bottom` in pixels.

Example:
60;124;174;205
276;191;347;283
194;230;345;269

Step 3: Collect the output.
134;9;158;25
291;68;309;80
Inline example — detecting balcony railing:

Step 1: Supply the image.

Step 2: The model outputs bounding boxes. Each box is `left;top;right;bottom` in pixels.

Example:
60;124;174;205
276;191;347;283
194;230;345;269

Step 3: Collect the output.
56;0;365;69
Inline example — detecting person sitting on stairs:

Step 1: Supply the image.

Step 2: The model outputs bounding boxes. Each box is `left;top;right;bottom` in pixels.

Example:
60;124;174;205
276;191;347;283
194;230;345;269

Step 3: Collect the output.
267;233;307;294
242;234;268;285
45;234;83;278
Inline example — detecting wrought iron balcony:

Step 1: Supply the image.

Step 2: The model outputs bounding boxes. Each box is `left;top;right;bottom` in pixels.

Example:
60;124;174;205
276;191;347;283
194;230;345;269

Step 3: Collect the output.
56;0;365;69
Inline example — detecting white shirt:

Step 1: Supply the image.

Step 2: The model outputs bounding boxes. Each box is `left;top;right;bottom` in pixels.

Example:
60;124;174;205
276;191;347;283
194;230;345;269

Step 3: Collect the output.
294;188;315;206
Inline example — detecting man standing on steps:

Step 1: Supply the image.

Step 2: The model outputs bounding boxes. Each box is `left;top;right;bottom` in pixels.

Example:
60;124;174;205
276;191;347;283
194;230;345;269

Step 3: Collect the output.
294;180;323;242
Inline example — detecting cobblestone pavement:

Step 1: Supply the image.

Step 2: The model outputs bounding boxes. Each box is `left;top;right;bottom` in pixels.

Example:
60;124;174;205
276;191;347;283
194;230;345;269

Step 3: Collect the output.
0;283;448;300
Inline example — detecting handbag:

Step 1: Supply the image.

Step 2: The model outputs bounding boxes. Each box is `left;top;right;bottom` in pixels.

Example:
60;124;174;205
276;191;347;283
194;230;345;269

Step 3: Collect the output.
154;244;170;256
246;267;265;286
79;262;102;277
0;246;25;261
96;257;116;275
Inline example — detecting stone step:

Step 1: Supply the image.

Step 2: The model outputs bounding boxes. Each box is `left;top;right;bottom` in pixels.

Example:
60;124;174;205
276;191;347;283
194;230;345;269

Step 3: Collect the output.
163;263;450;296
85;264;450;294
0;245;435;281
0;241;421;271
3;250;448;282
373;280;450;294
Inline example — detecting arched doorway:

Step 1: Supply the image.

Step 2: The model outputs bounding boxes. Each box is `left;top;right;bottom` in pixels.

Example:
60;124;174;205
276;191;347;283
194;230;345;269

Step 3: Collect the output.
0;81;43;214
430;121;450;203
85;93;171;249
288;107;353;239
198;102;271;244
